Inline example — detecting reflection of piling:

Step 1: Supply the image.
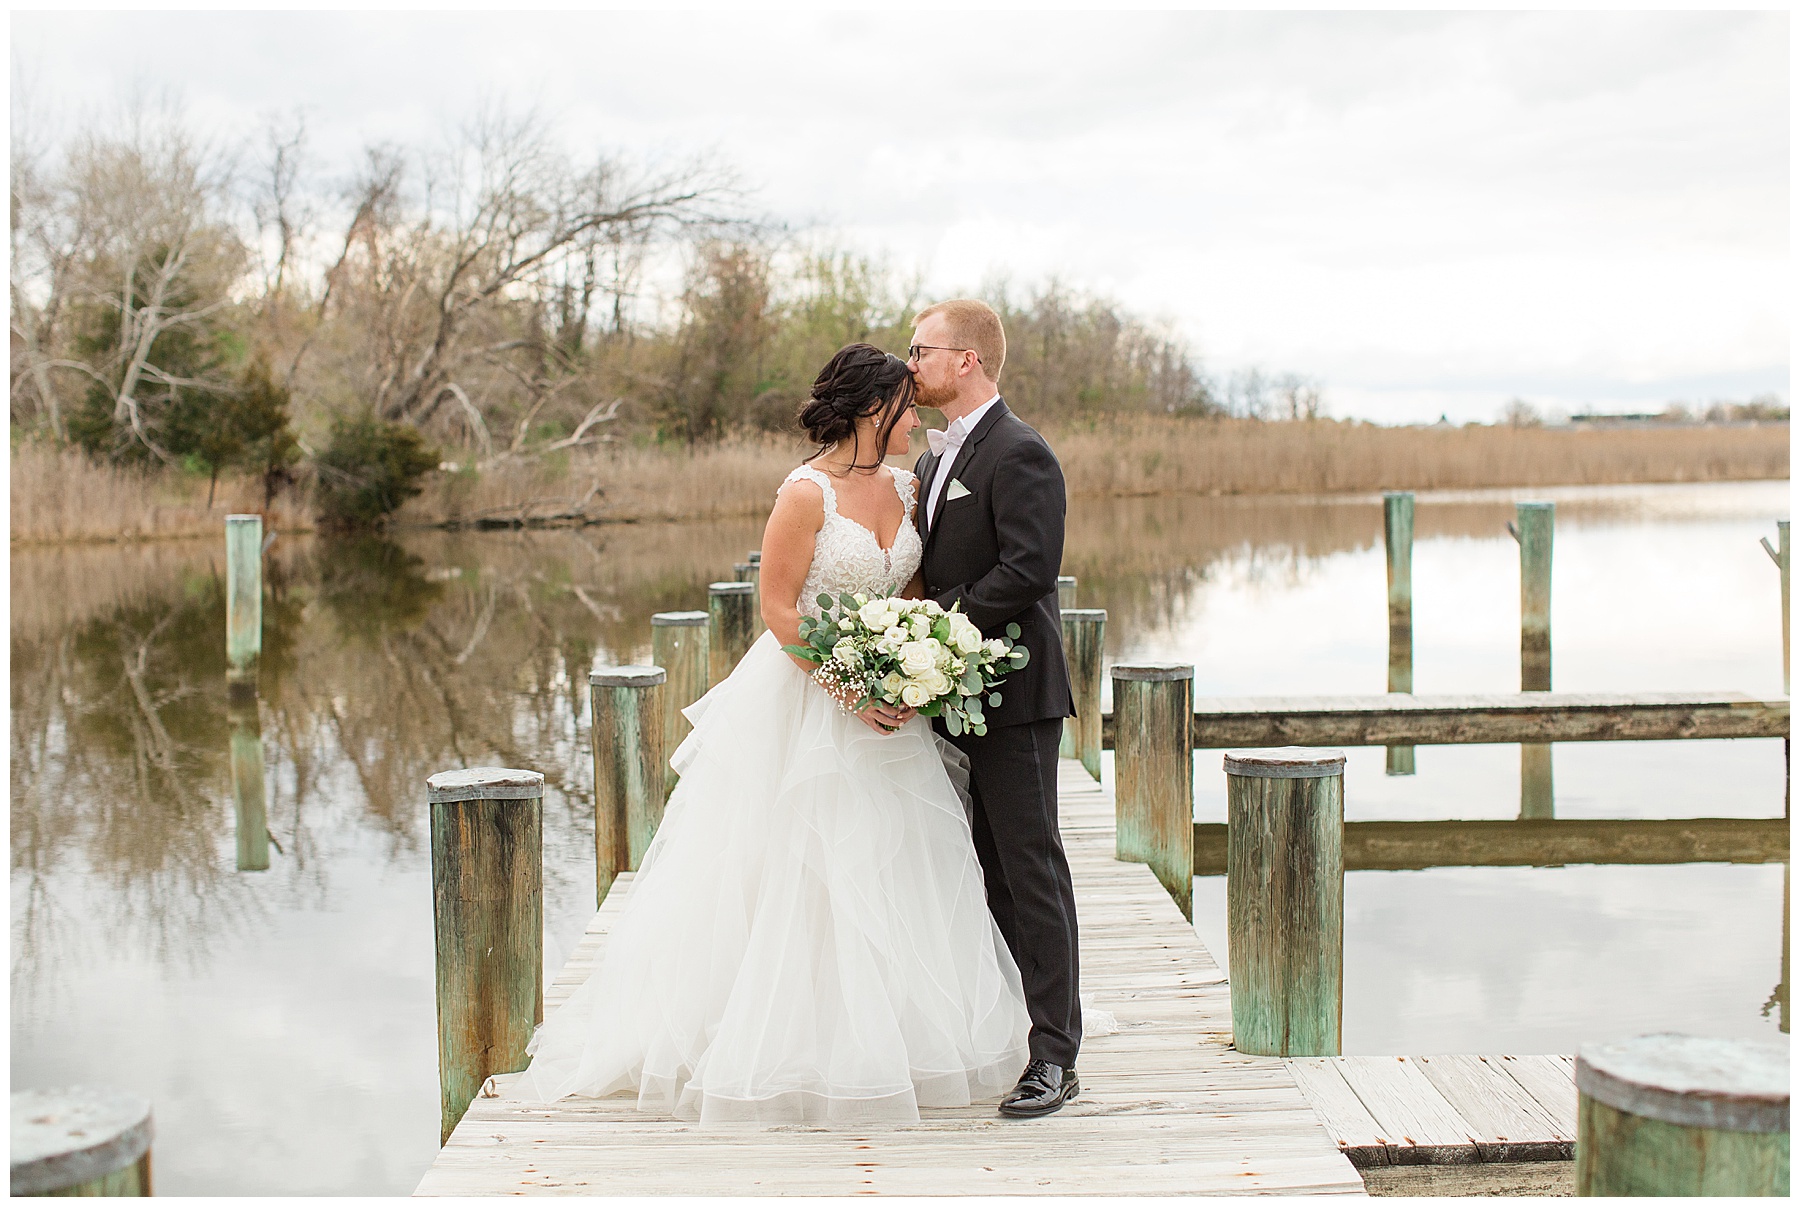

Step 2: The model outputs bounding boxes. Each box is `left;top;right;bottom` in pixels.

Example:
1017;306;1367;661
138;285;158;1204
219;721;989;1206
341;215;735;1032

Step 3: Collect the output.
225;515;263;699
1511;502;1555;817
427;767;543;1145
1762;521;1789;695
650;612;708;791
10;1087;153;1196
707;582;756;686
1225;747;1345;1057
228;698;270;872
733;561;764;638
590;667;666;905
1057;575;1077;612
1383;492;1416;776
1111;663;1194;920
1575;1033;1789;1196
1059;609;1105;779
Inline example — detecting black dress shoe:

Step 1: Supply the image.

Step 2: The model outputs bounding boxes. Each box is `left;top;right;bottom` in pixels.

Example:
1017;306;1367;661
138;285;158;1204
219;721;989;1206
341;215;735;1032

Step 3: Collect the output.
998;1059;1080;1118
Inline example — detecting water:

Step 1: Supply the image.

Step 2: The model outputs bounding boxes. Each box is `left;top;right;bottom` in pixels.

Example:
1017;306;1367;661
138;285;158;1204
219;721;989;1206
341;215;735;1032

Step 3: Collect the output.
10;480;1787;1194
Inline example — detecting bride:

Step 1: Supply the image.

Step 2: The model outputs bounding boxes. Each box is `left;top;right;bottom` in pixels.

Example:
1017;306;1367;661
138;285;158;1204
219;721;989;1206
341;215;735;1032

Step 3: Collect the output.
517;344;1032;1125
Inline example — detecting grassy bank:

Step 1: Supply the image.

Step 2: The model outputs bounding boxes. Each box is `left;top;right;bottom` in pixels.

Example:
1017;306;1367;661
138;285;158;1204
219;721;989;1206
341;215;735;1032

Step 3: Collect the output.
11;418;1787;545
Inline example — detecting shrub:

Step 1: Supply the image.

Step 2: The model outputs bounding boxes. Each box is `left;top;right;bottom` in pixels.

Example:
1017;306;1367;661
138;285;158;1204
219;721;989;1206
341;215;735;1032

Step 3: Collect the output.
312;415;438;529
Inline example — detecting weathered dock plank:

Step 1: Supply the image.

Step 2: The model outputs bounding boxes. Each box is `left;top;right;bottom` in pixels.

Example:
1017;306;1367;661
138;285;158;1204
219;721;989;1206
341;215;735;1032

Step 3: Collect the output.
1288;1055;1579;1173
416;761;1365;1197
1099;691;1789;748
1193;817;1788;874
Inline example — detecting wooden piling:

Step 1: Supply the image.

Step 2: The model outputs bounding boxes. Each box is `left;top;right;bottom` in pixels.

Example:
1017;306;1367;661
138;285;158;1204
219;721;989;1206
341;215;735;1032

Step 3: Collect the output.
1111;663;1194;920
650;612;708;784
427;767;543;1145
1057;575;1077;612
1059;609;1105;779
1224;746;1345;1057
1762;521;1789;695
707;582;756;686
11;1087;153;1196
589;666;666;904
225;514;262;698
1510;502;1555;816
1511;502;1554;691
228;698;269;872
1575;1033;1789;1196
734;561;764;638
1383;492;1416;776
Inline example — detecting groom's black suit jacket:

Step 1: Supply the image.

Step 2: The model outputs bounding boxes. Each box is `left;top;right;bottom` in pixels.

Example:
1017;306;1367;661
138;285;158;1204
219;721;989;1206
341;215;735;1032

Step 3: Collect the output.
914;398;1074;728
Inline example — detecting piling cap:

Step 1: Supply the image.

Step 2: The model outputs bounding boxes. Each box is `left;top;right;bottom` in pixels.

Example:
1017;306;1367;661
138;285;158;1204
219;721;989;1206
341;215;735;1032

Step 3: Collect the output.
1224;747;1347;778
651;611;709;626
11;1087;153;1196
426;767;545;804
1111;662;1194;682
1062;608;1106;620
746;550;762;565
1576;1033;1789;1134
591;665;665;688
708;581;755;595
1056;575;1077;586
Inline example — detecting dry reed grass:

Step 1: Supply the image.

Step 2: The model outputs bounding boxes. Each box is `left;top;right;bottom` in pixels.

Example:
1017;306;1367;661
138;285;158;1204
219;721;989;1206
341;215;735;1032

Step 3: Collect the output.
1052;416;1789;496
12;419;1786;546
10;442;310;546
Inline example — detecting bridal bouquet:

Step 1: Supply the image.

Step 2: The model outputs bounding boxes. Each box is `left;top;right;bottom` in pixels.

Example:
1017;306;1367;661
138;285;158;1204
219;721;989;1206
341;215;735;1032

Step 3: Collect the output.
784;593;1029;737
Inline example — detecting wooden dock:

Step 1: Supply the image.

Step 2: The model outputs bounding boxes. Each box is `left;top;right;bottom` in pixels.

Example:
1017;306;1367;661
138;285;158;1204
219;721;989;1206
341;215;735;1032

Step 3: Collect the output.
416;761;1367;1196
1287;1055;1578;1197
1099;691;1789;749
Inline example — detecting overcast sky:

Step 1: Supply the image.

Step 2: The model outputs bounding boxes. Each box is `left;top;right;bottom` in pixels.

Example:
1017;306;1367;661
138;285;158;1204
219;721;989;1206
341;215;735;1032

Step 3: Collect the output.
11;9;1788;423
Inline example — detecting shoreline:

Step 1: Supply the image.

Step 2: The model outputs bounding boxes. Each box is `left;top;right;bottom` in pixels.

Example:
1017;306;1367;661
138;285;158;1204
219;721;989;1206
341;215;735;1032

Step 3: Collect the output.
12;474;1787;549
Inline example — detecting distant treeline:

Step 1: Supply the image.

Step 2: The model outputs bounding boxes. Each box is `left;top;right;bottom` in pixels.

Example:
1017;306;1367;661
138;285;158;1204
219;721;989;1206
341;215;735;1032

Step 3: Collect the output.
11;102;1328;526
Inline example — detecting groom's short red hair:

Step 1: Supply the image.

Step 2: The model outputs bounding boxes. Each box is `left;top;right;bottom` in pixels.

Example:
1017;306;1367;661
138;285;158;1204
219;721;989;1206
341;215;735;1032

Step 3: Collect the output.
913;299;1006;384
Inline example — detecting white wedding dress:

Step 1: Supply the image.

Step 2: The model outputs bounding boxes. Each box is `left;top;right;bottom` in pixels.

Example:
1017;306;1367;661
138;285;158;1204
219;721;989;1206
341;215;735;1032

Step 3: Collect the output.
517;464;1032;1125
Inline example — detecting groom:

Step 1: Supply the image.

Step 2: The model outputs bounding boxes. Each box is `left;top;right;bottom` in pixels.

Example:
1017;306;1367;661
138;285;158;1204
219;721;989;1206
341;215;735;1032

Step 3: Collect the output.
907;299;1082;1118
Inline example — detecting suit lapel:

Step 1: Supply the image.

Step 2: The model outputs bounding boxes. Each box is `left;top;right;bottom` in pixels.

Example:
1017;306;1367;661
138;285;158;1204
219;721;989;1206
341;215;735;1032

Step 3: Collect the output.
924;398;1010;555
914;450;939;537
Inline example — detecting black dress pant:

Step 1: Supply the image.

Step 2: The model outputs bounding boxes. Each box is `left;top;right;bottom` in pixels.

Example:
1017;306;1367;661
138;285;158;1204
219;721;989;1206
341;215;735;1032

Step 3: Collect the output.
946;715;1082;1068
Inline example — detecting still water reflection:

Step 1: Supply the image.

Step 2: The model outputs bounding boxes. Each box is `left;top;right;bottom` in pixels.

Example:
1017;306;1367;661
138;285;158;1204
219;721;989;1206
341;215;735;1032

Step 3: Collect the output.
10;481;1787;1194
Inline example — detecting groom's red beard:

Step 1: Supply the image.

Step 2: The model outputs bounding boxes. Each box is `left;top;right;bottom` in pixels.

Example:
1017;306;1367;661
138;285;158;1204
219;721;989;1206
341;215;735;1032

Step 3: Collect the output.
910;375;959;409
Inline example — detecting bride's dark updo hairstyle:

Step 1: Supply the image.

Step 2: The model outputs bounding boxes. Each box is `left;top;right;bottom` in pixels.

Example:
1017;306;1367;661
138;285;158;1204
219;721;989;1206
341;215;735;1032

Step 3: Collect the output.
799;343;914;472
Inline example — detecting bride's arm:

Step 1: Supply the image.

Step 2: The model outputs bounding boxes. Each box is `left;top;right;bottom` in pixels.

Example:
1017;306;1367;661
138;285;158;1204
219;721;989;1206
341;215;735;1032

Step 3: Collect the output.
760;480;827;673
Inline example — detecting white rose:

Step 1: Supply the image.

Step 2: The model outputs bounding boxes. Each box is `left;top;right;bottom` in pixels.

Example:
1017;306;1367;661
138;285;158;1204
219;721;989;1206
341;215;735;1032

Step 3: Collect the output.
922;668;952;697
950;615;984;654
933;640;956;669
879;671;906;698
898;640;937;677
852;592;869;606
858;600;893;630
900;680;930;708
985;638;1008;659
908;615;931;638
832;637;863;669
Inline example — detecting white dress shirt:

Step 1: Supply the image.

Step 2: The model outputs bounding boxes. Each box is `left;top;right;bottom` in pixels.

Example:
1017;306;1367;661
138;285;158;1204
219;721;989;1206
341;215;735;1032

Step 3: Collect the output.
925;395;1000;530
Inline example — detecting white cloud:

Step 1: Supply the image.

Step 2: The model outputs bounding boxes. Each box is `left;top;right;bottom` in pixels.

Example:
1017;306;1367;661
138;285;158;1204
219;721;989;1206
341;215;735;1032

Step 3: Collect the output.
11;9;1786;423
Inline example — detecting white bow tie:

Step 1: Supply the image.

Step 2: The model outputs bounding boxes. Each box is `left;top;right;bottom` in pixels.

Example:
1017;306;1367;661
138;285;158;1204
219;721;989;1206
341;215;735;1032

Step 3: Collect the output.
926;425;966;457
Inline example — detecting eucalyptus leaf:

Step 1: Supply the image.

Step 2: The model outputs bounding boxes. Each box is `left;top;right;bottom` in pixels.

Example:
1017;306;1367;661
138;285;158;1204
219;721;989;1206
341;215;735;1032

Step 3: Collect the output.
1005;622;1022;639
946;711;964;736
839;592;857;613
988;693;1002;707
816;593;834;610
973;723;988;736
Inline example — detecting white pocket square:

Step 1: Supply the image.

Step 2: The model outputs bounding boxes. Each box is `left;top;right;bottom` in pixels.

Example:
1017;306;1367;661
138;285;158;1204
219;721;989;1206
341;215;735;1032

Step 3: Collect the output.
945;479;972;501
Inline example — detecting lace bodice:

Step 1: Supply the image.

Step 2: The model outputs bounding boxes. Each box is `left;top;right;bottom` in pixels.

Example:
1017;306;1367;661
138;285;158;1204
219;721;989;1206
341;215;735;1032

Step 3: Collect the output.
780;465;922;618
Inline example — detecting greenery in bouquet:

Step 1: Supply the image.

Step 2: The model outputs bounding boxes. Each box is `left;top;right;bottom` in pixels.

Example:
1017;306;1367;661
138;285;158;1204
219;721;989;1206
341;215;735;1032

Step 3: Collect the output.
783;592;1030;736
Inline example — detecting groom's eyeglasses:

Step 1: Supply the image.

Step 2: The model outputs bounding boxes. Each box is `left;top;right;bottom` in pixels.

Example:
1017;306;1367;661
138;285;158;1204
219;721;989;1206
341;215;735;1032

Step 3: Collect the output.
908;344;979;365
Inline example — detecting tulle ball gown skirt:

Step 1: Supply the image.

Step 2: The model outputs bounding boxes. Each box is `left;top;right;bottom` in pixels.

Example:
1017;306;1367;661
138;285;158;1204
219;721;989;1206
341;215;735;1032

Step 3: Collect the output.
517;631;1031;1126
